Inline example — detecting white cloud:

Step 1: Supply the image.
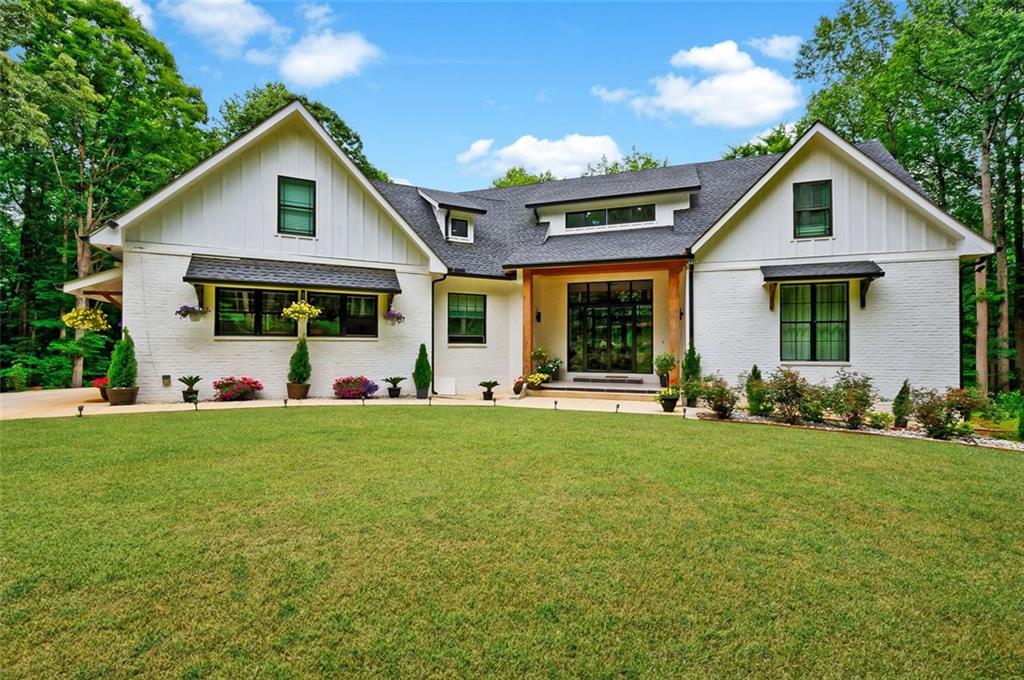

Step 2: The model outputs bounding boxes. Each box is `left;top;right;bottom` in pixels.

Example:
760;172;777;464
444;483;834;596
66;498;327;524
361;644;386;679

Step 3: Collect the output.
300;2;333;29
590;85;635;103
630;69;799;127
456;139;494;164
669;40;753;73
119;0;154;29
279;30;381;87
747;35;803;61
391;177;412;186
244;48;276;65
457;134;621;178
159;0;288;56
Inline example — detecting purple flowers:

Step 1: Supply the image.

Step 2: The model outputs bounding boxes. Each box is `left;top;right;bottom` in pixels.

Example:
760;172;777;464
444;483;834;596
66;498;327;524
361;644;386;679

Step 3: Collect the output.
383;308;405;324
175;304;206;319
332;376;379;399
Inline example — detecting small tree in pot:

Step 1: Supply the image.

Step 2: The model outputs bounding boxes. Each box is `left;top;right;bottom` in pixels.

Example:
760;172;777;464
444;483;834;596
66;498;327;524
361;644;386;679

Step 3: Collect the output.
413;343;432;399
681;346;701;407
653;352;677;388
287;337;312;399
106;329;139;406
653;385;680;412
384;376;405;398
177;375;202;403
479;380;499;400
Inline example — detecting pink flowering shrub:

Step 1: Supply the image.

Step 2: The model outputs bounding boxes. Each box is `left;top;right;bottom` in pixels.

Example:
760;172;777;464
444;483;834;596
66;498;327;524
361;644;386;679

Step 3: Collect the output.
213;376;263;401
332;376;379;399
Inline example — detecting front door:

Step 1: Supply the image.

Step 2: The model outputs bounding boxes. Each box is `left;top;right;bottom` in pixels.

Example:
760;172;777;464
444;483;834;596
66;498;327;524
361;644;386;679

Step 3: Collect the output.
567;280;654;373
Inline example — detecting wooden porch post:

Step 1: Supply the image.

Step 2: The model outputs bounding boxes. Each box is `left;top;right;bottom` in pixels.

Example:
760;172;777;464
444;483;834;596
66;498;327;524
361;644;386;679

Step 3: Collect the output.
668;261;683;384
522;268;533;377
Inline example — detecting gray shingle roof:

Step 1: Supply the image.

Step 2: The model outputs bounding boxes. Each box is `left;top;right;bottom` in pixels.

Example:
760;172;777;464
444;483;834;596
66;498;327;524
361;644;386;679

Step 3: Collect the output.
760;260;885;281
371;140;929;277
184;255;402;293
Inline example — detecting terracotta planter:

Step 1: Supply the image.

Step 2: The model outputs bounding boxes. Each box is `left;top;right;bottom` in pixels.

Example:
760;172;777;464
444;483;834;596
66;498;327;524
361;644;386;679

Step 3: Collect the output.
387;387;401;398
287;383;310;400
98;386;108;401
659;397;678;413
181;389;198;403
416;386;429;399
107;386;138;406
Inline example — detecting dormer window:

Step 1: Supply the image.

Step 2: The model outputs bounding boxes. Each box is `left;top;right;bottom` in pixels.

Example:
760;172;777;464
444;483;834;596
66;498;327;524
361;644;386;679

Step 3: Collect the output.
566;203;655;229
278;176;316;237
447;214;473;243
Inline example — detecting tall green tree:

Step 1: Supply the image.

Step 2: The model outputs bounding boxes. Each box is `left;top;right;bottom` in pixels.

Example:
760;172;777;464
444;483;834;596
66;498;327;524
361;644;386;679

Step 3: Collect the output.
1;0;211;386
724;123;799;159
215;82;388;181
584;147;667;176
490;167;556;188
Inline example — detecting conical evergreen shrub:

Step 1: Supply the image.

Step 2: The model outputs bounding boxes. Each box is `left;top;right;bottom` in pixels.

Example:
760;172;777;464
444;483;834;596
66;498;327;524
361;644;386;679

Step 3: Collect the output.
107;329;137;388
288;337;311;384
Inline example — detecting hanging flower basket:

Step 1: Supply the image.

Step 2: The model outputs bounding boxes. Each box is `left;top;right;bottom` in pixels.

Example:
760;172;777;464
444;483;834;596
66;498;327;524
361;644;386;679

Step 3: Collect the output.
62;308;111;331
175;304;208;321
384;308;405;325
281;300;322;321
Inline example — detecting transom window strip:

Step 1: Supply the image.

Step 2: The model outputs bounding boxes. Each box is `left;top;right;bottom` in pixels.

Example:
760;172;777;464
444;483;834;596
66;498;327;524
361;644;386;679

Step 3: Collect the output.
780;282;848;361
448;293;486;343
278;176;316;236
566;203;656;229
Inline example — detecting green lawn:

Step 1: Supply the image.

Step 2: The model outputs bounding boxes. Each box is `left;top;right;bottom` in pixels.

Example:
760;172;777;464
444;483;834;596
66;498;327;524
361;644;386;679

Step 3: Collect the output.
2;406;1022;678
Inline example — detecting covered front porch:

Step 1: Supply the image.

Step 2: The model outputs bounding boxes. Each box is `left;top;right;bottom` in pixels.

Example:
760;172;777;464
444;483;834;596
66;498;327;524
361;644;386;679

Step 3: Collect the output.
518;259;688;387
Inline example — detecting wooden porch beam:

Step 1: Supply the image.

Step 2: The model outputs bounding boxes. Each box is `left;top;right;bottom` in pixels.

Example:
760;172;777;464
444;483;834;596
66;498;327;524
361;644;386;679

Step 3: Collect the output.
511;258;687;279
668;261;683;384
522;268;533;378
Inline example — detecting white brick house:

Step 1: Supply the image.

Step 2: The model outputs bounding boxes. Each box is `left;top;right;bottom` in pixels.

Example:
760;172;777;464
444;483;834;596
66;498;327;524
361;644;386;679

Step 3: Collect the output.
65;101;992;402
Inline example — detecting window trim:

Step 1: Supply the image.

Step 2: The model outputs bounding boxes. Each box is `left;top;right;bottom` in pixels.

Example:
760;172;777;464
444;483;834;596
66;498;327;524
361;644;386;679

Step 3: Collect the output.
565;203;656;230
447;292;486;344
277;175;317;237
306;291;379;338
779;281;849;362
792;180;833;240
447;215;472;242
214;287;298;337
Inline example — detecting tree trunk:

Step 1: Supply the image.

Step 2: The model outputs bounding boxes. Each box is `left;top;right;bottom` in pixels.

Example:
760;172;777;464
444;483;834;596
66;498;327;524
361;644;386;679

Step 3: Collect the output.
995;131;1010;393
976;125;994;395
70;187;95;388
1013;136;1024;387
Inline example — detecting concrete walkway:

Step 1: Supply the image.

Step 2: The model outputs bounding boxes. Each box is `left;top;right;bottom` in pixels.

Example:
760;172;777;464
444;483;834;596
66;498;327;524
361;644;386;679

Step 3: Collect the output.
0;387;709;421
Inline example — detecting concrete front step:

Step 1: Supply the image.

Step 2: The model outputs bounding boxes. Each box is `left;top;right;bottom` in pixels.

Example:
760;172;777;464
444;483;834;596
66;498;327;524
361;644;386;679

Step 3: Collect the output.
533;388;656;402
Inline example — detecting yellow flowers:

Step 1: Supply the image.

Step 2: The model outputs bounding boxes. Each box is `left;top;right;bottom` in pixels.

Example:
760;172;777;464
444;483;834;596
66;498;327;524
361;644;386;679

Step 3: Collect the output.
525;373;549;388
281;300;322;320
61;308;110;331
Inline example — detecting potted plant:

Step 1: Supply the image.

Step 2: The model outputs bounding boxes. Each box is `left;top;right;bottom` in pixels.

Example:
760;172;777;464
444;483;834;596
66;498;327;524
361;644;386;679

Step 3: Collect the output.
213;376;263;401
413;343;432;399
287;337;312;399
479;380;499;400
654;385;680;412
174;304;207;322
525;373;548;390
384;308;405;324
530;347;548;372
653;352;678;388
512;376;524;395
333;376;380;399
92;375;109;401
384;376;405;398
106;329;139;406
681;346;701;407
540;357;563;381
177;375;202;403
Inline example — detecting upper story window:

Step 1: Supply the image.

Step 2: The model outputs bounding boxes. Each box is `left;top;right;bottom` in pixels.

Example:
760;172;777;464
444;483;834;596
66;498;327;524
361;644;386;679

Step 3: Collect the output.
566;203;655;229
278;176;316;237
215;288;298;337
448;217;471;241
793;180;832;239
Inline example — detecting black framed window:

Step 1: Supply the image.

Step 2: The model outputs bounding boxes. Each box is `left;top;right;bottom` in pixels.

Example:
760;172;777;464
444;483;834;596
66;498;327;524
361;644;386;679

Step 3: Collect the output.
448;293;486;343
793;180;832;239
215;288;298;337
278;176;316;236
566;203;655;229
449;217;470;239
307;292;378;337
780;282;848;361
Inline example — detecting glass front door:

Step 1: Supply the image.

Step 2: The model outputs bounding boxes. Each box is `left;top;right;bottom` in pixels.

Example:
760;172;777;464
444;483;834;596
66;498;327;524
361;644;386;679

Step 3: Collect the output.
568;280;653;373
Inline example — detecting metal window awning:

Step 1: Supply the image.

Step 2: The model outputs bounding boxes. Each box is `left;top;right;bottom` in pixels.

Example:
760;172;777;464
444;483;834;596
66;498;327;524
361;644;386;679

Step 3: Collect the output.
761;260;884;309
183;255;403;295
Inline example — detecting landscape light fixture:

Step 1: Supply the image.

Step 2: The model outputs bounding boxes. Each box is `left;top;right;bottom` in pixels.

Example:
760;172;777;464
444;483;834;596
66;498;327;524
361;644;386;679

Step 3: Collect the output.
283;398;288;407
77;405;84;417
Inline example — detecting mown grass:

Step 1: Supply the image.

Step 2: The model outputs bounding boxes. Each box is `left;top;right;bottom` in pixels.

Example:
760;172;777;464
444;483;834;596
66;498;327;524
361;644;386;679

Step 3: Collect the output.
2;406;1022;677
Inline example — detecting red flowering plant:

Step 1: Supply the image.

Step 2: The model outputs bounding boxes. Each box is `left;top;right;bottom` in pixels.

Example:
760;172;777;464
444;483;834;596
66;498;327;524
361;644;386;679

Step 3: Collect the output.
332;376;380;399
212;376;264;401
91;376;109;388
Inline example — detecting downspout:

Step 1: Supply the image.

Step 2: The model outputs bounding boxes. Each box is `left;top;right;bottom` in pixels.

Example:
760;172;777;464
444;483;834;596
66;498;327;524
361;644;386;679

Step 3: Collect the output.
431;271;450;395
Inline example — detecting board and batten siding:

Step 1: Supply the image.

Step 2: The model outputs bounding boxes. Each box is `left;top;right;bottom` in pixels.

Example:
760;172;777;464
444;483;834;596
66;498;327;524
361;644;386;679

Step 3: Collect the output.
128;119;427;267
699;144;954;263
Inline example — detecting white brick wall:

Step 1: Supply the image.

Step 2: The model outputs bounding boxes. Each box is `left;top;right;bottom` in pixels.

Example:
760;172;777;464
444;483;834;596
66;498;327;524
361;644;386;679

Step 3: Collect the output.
122;251;434;402
692;257;960;398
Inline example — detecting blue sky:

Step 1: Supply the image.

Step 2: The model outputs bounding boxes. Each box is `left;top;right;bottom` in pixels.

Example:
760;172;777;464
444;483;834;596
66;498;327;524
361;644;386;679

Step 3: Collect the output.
128;1;838;190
